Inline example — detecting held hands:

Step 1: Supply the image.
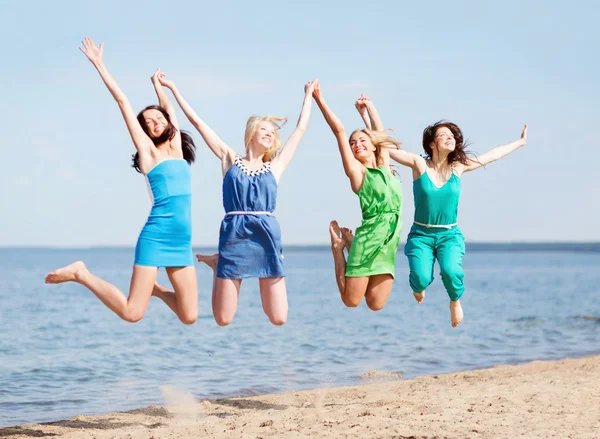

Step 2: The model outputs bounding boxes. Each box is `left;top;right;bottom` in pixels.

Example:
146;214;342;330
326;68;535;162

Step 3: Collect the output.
519;124;528;146
79;37;104;65
355;93;372;111
355;92;371;118
312;79;322;101
304;79;318;96
152;68;175;89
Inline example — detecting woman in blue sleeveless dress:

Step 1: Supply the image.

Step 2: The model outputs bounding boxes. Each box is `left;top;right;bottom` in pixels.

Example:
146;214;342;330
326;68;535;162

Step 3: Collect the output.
45;37;199;325
363;97;528;327
159;74;317;326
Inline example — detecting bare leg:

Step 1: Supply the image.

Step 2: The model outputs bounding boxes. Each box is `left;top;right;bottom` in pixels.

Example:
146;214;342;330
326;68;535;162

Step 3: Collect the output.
165;266;198;325
364;274;394;311
450;299;463;327
45;261;157;322
151;268;199;324
196;253;240;326
329;221;370;307
259;277;288;326
213;278;242;326
195;253;219;315
329;221;347;295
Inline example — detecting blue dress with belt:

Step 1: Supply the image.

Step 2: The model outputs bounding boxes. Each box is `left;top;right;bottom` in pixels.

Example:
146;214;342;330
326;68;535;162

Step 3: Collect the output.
216;155;285;279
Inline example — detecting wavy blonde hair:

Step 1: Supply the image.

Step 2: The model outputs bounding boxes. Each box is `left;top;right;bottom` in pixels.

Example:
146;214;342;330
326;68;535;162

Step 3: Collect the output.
244;115;288;162
349;129;402;167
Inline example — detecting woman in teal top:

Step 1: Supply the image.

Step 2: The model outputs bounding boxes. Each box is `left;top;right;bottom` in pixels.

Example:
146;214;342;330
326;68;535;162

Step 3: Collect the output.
392;120;528;327
363;97;527;327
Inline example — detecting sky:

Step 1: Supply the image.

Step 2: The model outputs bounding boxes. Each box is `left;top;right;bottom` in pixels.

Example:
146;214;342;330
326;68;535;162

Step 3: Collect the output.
1;0;599;247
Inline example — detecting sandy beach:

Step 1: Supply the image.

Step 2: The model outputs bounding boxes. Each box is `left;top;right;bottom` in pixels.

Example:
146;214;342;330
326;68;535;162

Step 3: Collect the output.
2;356;598;438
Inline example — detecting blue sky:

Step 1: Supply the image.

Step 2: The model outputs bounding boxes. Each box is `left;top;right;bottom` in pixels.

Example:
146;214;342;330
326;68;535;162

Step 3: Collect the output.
1;0;598;246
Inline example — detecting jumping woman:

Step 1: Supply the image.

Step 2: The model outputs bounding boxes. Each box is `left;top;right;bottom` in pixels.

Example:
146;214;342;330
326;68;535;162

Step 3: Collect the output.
45;38;198;325
314;84;403;312
155;73;317;326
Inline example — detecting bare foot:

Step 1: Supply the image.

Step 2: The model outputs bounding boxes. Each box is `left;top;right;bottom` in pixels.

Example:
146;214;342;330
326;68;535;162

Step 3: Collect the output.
329;221;345;251
450;300;463;327
196;253;218;271
340;227;354;251
413;291;425;304
45;261;86;284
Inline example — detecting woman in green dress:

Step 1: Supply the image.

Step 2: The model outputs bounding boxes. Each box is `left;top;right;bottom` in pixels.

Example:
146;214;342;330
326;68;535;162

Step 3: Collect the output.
313;82;403;311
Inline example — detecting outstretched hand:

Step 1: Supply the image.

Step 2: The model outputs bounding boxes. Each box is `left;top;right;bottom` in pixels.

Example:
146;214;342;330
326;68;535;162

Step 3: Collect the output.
520;124;528;145
79;37;104;65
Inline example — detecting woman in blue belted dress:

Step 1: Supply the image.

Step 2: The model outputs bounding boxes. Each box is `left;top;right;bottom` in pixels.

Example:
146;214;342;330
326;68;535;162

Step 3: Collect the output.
161;74;316;326
45;38;199;325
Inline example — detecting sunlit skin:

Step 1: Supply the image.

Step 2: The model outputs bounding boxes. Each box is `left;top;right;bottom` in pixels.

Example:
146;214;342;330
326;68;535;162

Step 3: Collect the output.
142;109;168;138
44;37;199;326
432;126;456;154
349;132;377;167
251;121;276;152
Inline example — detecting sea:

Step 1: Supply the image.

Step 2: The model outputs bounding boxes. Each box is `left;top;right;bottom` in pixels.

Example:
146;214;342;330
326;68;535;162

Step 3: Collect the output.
1;244;599;426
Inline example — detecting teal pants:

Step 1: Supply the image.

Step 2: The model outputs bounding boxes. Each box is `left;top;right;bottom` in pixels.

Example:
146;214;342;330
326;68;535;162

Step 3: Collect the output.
404;224;465;301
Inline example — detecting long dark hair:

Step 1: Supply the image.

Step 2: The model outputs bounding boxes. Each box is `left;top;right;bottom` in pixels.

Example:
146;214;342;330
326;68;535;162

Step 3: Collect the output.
422;120;472;166
132;105;196;173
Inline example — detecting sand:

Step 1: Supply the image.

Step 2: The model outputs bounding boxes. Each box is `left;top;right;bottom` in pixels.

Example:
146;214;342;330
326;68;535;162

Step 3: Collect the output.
2;356;599;439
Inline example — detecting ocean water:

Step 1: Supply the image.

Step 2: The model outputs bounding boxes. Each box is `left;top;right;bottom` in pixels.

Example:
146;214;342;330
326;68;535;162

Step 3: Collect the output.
0;245;599;426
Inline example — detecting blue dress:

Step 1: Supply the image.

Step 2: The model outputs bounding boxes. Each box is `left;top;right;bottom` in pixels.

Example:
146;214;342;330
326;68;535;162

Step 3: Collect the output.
216;155;284;279
134;159;194;267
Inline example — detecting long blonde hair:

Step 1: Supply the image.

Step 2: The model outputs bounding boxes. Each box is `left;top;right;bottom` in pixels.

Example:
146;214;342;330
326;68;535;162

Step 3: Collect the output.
349;129;402;167
244;115;288;162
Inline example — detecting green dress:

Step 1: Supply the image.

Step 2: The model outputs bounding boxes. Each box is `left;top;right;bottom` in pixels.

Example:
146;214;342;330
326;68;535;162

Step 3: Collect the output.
346;166;403;278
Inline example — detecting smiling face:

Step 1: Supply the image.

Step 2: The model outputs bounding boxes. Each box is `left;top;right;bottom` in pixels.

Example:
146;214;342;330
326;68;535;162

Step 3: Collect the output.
349;130;376;161
142;109;168;138
251;120;276;151
432;126;456;153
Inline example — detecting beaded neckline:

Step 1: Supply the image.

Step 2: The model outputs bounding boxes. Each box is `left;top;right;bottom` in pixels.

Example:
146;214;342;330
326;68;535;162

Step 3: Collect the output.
234;155;271;177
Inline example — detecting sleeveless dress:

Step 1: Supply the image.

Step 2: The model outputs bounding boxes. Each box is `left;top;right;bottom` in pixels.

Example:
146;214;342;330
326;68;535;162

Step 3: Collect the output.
216;155;284;279
404;166;465;301
134;159;194;267
346;166;403;278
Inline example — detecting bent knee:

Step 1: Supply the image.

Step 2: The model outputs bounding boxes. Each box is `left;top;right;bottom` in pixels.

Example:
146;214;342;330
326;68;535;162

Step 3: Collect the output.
366;298;386;311
123;310;145;323
342;294;362;308
214;314;234;327
440;267;464;283
269;315;287;326
409;272;432;292
179;312;198;325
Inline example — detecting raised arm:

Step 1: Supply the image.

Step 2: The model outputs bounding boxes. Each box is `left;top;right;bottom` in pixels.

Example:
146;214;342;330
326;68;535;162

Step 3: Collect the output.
355;94;384;131
151;69;179;129
270;79;316;181
460;124;528;174
313;82;365;192
80;37;152;156
355;93;372;130
158;74;235;165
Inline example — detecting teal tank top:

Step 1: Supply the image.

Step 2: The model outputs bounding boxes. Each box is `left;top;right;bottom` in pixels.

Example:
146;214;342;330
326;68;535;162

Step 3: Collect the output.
413;166;460;226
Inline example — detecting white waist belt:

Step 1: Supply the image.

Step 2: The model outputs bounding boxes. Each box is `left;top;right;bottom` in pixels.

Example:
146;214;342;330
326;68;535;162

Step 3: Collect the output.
226;211;273;216
414;221;457;229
